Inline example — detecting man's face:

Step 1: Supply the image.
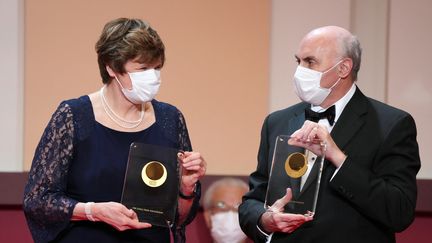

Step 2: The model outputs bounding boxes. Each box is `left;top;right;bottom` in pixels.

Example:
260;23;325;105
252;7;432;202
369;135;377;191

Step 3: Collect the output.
204;185;248;228
295;34;341;89
210;186;246;214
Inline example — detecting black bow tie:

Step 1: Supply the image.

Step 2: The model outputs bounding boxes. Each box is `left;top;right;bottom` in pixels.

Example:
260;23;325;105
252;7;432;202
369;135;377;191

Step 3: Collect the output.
304;105;336;126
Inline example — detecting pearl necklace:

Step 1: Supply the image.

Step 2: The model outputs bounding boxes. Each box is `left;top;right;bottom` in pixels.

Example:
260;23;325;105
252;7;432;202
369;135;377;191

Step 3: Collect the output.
100;86;144;129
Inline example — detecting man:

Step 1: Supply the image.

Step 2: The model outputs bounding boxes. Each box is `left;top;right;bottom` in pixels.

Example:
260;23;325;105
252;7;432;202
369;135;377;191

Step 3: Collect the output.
238;26;421;243
203;177;250;243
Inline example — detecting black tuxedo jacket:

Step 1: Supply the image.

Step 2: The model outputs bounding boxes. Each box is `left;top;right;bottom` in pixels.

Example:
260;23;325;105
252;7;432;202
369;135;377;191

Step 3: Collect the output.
239;87;421;243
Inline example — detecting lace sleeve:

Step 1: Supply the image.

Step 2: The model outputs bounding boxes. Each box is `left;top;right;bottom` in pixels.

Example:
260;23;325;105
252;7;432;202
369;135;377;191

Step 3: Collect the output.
23;102;78;243
177;110;192;152
173;110;201;243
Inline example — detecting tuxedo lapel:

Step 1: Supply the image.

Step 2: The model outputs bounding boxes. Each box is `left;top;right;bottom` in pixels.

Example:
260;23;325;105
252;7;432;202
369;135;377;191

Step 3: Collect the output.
298;88;368;196
299;156;321;195
331;88;368;153
288;109;307;136
316;88;369;207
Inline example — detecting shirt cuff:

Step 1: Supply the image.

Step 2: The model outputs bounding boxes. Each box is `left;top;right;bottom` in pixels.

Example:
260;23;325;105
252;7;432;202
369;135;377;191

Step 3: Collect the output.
257;224;274;242
256;224;270;238
330;157;346;181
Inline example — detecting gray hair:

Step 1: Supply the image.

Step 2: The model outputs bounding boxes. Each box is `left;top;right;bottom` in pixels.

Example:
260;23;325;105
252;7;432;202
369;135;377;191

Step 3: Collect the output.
342;34;362;81
203;177;249;210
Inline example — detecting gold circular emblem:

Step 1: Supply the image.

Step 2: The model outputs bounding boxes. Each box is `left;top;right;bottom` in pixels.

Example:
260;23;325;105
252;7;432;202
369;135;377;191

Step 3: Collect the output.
285;152;308;178
141;161;167;187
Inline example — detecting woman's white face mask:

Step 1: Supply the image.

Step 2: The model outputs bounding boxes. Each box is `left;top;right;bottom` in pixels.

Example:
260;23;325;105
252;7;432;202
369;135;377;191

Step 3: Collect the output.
115;69;161;104
293;59;343;105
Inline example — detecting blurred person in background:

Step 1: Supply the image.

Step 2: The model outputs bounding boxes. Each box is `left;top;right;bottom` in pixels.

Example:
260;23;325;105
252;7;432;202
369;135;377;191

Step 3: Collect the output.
203;177;250;243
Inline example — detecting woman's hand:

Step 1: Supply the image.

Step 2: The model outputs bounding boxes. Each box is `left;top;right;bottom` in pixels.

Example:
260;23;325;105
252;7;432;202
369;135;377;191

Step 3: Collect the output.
91;202;152;231
178;151;206;195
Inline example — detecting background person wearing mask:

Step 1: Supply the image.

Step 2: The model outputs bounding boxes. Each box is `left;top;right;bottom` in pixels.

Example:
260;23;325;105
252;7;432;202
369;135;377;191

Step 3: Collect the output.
203;177;250;243
239;25;420;243
23;18;206;243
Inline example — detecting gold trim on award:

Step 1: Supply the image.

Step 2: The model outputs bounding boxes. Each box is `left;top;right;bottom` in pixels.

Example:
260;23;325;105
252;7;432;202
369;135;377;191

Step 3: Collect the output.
141;161;168;187
285;152;308;178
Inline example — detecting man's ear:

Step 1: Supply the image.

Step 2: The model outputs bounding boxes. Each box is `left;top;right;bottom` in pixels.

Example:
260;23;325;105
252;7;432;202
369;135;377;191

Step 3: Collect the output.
338;58;353;79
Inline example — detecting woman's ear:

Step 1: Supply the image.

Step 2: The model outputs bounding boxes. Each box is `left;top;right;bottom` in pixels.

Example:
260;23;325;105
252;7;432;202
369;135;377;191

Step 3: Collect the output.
106;65;115;77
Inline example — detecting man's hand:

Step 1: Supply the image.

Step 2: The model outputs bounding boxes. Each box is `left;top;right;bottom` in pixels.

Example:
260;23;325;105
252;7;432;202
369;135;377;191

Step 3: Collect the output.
260;188;313;233
288;120;346;167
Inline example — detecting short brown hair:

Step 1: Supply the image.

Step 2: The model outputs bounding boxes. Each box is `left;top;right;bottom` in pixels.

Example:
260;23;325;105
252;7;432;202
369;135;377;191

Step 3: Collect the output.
95;18;165;83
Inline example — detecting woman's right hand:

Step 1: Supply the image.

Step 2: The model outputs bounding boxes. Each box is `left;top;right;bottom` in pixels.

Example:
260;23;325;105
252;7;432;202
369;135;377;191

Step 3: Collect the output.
84;202;152;231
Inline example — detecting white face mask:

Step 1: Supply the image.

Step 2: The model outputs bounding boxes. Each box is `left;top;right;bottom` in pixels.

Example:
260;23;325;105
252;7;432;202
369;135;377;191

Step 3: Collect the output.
293;60;343;105
115;69;161;104
210;211;247;243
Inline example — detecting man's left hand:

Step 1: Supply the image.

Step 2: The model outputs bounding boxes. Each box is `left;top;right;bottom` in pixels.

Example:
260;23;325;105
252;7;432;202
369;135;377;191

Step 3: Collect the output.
288;120;346;167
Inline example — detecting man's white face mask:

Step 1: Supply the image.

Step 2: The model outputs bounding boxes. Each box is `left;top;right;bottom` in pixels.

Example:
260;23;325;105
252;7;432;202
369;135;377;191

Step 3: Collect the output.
293;60;343;105
210;211;247;243
115;69;161;104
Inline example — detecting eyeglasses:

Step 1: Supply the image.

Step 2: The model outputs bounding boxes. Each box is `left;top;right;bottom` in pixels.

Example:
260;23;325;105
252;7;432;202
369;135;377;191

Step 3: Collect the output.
210;201;241;213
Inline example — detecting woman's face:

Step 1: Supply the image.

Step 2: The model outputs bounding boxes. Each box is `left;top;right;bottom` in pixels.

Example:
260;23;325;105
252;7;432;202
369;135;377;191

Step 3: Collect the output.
110;59;163;89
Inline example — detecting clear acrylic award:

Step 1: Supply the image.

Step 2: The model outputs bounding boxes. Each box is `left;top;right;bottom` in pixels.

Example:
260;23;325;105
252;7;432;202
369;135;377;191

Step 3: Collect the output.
264;135;326;216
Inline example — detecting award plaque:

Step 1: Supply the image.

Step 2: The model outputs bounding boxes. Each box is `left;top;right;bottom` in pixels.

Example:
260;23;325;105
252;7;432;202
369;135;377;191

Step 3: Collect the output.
264;135;325;216
121;143;181;227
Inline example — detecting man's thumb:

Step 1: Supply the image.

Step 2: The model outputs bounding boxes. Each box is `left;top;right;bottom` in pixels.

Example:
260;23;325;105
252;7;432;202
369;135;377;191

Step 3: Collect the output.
270;188;293;212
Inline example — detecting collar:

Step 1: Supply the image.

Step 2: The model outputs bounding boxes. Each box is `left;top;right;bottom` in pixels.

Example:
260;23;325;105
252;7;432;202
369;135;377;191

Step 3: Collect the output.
311;83;357;125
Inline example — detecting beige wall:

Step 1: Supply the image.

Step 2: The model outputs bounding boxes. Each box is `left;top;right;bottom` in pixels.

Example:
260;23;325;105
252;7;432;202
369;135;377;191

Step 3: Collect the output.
270;0;388;110
24;0;270;175
7;0;431;178
0;0;23;171
269;0;351;112
387;0;432;178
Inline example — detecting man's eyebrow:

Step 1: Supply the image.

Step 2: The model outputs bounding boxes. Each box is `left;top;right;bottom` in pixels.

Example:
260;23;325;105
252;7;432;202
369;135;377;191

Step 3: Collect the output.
298;55;317;63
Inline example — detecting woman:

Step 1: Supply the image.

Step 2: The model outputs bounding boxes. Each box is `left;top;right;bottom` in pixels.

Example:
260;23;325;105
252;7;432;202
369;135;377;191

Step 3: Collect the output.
23;18;206;243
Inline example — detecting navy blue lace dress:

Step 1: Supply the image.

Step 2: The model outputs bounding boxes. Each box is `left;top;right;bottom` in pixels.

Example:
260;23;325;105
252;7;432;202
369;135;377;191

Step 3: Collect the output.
23;96;200;243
